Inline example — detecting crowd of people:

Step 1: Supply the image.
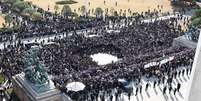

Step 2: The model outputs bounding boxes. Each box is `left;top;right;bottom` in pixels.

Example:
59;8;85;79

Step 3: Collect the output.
0;1;199;101
43;17;194;100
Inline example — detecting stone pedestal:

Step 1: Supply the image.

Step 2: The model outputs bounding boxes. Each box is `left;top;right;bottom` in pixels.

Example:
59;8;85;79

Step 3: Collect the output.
12;73;71;101
173;36;197;49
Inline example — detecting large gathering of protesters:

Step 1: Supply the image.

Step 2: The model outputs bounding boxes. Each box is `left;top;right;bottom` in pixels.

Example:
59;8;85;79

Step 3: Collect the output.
0;0;200;101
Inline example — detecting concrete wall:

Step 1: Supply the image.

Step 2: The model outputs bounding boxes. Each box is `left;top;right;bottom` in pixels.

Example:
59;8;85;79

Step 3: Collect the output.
185;32;201;101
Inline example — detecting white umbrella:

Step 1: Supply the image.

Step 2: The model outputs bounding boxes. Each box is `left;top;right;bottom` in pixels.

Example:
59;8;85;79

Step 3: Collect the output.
118;78;127;83
118;78;129;86
66;82;86;92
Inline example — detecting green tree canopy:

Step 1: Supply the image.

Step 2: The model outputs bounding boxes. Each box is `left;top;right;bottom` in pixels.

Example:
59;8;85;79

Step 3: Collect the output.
4;14;13;27
22;7;36;16
192;17;201;26
5;0;22;4
31;12;43;21
12;1;30;12
54;5;60;14
80;5;86;16
191;9;201;27
95;7;103;17
61;5;72;17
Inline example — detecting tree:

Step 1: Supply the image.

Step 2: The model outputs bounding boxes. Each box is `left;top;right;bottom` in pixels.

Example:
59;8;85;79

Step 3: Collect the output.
191;9;201;27
80;5;86;16
105;8;109;16
12;1;30;12
114;11;118;16
61;5;72;17
192;17;201;26
119;9;122;16
95;7;103;18
4;14;13;27
110;7;115;16
54;5;59;15
31;12;43;21
6;0;21;4
22;7;36;16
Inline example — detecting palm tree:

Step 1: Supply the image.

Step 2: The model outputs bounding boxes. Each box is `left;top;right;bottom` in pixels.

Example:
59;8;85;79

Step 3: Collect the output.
54;5;59;15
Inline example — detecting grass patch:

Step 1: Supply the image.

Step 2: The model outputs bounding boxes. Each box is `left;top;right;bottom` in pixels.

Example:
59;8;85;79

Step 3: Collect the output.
0;28;6;32
56;0;78;5
6;88;13;95
0;74;5;84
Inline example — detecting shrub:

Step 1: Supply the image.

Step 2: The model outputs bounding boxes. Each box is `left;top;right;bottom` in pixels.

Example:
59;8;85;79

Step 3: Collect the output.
21;7;36;16
12;1;30;12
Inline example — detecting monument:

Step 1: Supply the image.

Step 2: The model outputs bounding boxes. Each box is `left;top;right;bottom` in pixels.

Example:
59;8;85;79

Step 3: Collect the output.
12;47;71;101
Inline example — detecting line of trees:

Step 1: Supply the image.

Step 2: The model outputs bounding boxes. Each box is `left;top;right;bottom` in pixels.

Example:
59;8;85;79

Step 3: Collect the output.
3;0;42;21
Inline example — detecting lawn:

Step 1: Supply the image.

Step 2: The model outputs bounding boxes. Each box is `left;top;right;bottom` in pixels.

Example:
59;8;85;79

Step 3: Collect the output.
0;74;5;84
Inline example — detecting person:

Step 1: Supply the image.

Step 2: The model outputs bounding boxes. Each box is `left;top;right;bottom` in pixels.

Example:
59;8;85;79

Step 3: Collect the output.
173;88;177;95
145;83;149;91
139;85;142;93
158;79;161;86
178;70;181;77
174;71;177;78
153;81;157;88
186;68;189;75
182;69;185;76
109;95;113;101
169;85;172;94
135;87;138;96
163;86;167;94
128;92;131;100
0;2;196;100
115;93;118;101
162;76;165;84
177;83;181;92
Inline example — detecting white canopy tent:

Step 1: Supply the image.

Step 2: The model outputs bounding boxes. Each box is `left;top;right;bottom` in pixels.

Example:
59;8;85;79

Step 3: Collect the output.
66;82;86;92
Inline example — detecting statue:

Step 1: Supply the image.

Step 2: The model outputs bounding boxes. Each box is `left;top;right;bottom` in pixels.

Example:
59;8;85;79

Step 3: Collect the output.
22;47;49;85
